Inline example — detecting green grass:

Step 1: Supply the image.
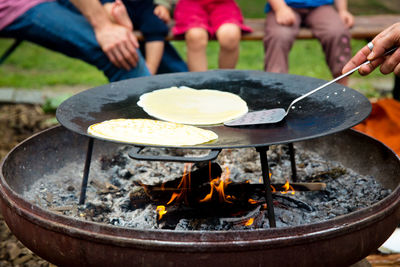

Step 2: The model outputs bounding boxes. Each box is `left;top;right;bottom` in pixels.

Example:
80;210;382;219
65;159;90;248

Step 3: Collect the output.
0;39;107;88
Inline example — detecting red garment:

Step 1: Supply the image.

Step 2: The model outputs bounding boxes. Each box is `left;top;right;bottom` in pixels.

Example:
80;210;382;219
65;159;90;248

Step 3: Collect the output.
353;98;400;156
172;0;252;37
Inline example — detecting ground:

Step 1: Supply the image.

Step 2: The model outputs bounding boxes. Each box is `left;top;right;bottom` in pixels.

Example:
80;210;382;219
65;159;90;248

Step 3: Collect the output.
0;104;56;267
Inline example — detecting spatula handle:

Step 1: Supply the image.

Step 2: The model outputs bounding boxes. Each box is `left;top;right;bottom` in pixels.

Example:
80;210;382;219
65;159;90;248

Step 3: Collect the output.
286;46;398;115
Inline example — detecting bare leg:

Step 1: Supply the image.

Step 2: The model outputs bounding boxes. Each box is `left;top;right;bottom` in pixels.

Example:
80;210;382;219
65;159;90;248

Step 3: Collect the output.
185;27;208;71
145;41;164;75
216;23;241;69
104;0;133;30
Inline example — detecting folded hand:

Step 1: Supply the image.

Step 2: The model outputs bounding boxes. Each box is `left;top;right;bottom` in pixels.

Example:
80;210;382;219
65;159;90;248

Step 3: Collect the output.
95;23;140;70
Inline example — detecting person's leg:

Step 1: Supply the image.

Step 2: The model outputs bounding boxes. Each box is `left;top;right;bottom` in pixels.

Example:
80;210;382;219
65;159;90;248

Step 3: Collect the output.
208;0;251;69
215;23;241;69
185;27;209;71
172;0;209;72
0;1;150;82
263;10;301;73
145;41;164;74
154;41;188;74
305;5;352;85
124;0;168;74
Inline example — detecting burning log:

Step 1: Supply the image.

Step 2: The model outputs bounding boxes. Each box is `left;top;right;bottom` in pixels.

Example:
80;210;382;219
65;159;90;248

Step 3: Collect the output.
130;162;326;213
147;182;326;193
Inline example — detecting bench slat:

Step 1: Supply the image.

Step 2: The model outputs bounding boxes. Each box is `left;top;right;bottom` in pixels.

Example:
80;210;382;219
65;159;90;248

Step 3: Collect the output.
134;15;400;41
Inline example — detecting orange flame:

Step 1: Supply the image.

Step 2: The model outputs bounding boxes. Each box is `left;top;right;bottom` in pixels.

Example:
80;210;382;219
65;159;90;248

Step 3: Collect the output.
248;198;258;204
270;185;276;193
199;167;234;204
156;205;167;220
280;180;295;195
165;163;193;205
245;218;254;226
167;192;179;205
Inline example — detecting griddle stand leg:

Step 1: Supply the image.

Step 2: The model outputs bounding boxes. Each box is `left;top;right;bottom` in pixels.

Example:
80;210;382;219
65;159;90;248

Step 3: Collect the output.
288;143;297;182
256;147;276;228
79;137;94;205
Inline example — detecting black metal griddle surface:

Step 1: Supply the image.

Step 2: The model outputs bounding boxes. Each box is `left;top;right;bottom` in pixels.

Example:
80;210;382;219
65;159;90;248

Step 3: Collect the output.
56;70;371;149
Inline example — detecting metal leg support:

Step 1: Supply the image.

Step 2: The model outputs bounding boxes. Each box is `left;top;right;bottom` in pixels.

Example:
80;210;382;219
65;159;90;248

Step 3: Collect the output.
0;39;23;64
79;137;94;205
256;146;276;228
288;143;297;182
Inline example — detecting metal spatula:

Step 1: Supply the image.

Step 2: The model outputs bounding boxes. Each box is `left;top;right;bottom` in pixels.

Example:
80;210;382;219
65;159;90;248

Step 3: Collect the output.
224;47;397;127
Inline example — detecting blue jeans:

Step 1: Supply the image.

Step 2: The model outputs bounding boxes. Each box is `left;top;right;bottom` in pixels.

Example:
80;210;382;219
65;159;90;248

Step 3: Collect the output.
1;1;187;81
56;0;188;74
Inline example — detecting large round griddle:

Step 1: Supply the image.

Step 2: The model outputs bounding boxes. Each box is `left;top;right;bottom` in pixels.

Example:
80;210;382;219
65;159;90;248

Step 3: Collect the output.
56;70;371;149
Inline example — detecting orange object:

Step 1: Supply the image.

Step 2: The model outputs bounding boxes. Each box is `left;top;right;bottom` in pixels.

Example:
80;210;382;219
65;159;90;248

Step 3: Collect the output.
353;98;400;156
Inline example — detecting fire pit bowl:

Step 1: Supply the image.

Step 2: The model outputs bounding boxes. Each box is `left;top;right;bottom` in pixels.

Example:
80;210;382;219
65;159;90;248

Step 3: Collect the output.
1;126;399;267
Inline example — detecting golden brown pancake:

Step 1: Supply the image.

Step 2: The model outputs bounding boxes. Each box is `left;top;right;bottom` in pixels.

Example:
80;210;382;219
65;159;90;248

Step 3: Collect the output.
87;119;218;146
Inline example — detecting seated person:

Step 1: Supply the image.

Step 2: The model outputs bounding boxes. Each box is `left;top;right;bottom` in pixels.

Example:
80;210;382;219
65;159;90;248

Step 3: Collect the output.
172;0;252;71
263;0;354;85
0;0;187;82
104;0;175;75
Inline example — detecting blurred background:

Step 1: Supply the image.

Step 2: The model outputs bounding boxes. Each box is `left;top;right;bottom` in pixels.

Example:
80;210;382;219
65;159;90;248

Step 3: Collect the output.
0;0;399;99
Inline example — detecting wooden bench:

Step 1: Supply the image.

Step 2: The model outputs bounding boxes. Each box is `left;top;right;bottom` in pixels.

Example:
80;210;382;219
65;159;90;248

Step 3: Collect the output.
133;14;400;41
2;14;400;97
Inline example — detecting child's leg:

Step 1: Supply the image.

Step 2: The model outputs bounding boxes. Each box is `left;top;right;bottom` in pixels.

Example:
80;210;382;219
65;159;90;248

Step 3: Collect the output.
216;23;241;69
185;28;208;71
126;0;169;74
145;41;165;75
103;0;132;30
263;10;300;73
305;5;352;85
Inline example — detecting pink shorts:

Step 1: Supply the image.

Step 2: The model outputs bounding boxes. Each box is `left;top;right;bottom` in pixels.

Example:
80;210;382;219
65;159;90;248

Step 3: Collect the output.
172;0;252;37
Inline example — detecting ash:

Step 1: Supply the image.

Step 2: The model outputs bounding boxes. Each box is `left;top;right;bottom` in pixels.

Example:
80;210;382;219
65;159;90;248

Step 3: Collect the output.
23;145;391;230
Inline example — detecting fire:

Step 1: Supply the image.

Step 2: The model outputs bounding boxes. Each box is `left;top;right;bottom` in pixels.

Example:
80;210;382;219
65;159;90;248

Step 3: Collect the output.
259;172;271;183
164;162;236;206
166;192;180;205
248;198;258;204
156;205;167;220
166;163;193;205
245;218;254;226
280;180;295;195
199;167;234;203
270;185;276;193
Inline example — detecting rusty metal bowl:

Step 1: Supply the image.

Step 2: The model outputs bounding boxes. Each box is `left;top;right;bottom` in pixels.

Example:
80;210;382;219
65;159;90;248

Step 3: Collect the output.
1;126;400;267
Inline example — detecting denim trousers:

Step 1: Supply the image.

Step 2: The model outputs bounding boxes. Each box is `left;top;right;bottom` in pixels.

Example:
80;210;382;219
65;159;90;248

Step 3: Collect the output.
1;1;188;82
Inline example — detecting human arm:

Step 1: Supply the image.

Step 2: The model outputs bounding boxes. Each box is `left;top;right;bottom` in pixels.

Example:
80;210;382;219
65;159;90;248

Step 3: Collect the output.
69;0;139;70
334;0;354;28
154;5;171;23
342;23;400;76
154;0;176;23
268;0;296;26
